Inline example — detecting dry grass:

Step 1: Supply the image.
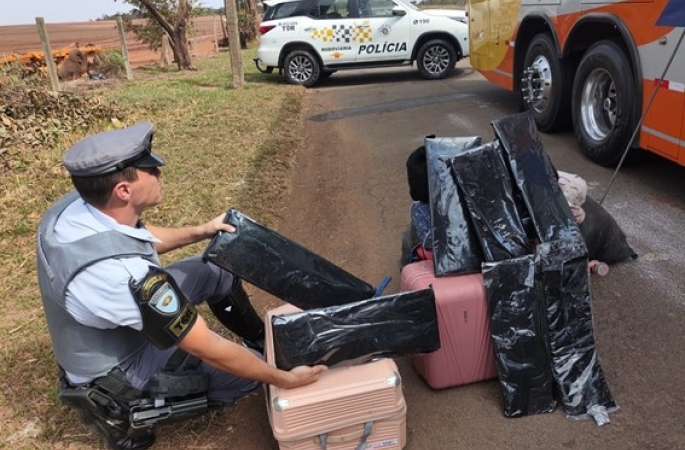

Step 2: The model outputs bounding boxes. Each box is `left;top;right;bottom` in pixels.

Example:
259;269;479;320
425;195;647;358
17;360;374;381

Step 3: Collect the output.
0;46;305;449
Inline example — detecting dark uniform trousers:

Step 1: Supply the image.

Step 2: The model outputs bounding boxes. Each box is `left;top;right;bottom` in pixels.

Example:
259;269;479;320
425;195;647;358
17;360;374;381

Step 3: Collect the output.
123;256;262;405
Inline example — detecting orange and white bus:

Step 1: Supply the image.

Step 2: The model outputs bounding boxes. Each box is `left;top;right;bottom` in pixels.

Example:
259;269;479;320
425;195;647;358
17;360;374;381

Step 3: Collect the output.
468;0;685;167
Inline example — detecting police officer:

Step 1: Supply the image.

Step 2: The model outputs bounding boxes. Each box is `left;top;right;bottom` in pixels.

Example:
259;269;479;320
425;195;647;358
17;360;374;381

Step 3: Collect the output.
36;122;327;450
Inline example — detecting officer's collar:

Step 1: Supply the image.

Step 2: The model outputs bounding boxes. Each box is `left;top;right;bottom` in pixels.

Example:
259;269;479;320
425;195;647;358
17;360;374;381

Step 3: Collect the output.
85;201;161;243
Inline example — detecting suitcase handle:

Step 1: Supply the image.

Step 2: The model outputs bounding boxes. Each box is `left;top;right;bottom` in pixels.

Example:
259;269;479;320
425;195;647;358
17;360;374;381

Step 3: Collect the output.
314;421;374;449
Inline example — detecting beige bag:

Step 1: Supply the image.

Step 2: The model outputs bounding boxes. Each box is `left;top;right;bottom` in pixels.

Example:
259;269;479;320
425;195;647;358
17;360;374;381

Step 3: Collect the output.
557;171;588;224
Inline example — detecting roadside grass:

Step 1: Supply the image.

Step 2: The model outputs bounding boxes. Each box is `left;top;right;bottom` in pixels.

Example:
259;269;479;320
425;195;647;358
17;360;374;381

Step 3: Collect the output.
0;47;305;449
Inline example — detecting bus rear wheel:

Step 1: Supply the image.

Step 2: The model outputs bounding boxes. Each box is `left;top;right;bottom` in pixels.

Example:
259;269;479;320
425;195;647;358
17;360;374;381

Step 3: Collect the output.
571;40;636;167
521;33;572;132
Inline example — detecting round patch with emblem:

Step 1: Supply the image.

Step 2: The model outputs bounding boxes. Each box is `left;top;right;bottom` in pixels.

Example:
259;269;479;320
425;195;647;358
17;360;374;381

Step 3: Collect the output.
150;282;179;314
130;266;198;348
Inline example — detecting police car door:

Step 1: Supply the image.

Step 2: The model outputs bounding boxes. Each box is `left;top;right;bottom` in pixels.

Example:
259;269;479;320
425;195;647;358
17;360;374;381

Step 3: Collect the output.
354;0;410;63
306;0;358;64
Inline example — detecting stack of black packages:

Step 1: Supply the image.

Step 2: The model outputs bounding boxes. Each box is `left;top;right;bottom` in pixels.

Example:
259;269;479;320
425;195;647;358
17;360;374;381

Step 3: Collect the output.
203;209;441;369
449;112;616;424
450;136;556;418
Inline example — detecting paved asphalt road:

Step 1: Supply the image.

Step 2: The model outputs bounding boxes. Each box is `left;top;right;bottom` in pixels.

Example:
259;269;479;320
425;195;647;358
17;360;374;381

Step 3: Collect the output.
218;61;685;450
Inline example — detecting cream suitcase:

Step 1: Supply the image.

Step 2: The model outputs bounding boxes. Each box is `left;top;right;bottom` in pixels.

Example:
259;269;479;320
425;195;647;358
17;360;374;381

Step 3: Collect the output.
265;304;407;450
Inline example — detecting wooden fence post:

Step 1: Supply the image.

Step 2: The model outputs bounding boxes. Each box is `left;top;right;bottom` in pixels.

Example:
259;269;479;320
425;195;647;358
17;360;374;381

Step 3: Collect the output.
223;0;244;88
35;17;60;92
115;16;133;80
161;35;172;66
213;15;219;53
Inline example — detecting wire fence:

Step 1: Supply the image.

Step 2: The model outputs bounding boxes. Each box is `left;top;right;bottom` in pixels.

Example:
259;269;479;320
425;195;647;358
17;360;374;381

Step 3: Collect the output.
0;16;220;69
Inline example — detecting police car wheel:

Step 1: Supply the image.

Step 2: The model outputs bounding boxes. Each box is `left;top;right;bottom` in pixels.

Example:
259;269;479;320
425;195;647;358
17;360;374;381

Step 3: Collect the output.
417;39;456;80
284;50;321;87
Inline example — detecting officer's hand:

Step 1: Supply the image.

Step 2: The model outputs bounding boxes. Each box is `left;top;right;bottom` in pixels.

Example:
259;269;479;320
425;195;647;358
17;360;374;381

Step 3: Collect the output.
283;365;328;388
203;213;236;238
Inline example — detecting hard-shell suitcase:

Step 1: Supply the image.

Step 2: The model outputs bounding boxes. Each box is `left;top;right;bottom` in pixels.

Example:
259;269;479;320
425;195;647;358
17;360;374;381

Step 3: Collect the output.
400;260;497;389
265;304;407;450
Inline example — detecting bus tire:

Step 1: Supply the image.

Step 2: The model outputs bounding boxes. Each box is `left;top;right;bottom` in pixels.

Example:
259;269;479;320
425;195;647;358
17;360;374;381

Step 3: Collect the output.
572;40;636;167
521;33;572;132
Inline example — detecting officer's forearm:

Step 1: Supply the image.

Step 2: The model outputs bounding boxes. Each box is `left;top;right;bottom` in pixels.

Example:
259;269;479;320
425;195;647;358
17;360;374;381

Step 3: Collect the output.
147;214;233;254
178;316;293;387
147;224;209;254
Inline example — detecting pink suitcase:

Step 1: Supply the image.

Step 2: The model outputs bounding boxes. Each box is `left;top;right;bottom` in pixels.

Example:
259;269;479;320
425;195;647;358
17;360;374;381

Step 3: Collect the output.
400;260;497;389
264;304;407;450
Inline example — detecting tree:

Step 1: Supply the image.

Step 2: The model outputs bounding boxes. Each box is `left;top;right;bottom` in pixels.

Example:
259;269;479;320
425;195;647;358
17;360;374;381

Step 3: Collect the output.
117;0;197;70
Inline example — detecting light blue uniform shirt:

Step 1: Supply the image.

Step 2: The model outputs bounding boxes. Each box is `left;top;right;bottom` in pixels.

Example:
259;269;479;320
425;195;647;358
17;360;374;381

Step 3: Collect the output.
53;198;161;383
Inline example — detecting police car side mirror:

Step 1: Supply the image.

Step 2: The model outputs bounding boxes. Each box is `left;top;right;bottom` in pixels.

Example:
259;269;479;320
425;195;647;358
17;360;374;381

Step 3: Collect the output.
392;6;406;16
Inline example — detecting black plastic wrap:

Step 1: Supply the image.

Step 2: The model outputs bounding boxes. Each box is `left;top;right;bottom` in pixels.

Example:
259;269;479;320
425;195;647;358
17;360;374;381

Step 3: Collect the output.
482;256;557;417
203;209;375;309
271;288;440;370
425;136;484;276
580;196;638;264
450;141;531;262
492;112;583;244
536;240;616;423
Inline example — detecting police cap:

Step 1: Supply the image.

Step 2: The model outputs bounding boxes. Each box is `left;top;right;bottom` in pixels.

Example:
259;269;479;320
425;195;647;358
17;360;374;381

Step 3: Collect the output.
63;121;166;178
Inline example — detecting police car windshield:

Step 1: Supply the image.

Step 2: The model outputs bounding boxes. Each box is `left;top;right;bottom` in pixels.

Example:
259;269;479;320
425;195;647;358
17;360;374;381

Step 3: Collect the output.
262;0;303;20
394;0;420;11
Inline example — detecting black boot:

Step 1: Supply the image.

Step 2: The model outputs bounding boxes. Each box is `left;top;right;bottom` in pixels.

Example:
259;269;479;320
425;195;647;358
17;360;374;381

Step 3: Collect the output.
208;278;265;349
77;408;155;450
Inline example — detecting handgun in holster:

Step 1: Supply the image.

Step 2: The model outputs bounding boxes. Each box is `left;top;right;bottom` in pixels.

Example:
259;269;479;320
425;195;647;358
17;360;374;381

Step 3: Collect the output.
58;351;222;433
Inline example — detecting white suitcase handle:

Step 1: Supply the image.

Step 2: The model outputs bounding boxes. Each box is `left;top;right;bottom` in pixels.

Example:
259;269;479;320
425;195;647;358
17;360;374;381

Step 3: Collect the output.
315;421;374;449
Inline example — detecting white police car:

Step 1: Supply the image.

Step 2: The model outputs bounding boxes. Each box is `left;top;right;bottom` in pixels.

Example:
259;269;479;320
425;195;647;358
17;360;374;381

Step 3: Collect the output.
255;0;469;86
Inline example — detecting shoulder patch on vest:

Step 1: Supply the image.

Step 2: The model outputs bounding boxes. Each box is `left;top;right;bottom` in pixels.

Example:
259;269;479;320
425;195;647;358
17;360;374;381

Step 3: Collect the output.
130;266;197;349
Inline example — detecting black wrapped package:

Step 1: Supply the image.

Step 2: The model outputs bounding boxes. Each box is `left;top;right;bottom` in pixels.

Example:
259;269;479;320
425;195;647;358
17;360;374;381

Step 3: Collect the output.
482;256;557;418
492;112;583;244
536;240;616;425
271;288;440;370
450;141;531;262
580;196;638;264
425;136;485;276
203;209;375;310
